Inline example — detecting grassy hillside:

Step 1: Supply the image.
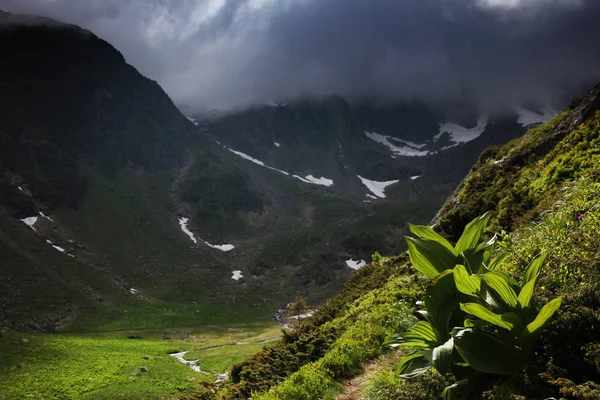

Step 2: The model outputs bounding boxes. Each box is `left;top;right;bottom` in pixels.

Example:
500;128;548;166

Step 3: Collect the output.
191;85;600;400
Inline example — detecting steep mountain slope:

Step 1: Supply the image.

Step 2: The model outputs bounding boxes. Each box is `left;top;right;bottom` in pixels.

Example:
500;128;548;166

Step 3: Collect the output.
0;14;246;331
215;84;600;400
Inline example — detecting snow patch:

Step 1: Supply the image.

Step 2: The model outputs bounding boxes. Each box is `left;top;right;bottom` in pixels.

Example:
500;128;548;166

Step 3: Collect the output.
273;142;280;147
365;131;430;157
232;270;243;281
410;175;422;181
179;217;198;244
179;217;235;251
17;186;23;192
129;288;138;294
345;259;367;270
39;211;54;222
358;175;399;199
516;108;556;127
228;148;290;176
207;243;235;252
227;146;334;187
366;194;378;200
302;175;333;187
186;116;199;126
436;116;488;144
21;216;38;230
46;239;66;253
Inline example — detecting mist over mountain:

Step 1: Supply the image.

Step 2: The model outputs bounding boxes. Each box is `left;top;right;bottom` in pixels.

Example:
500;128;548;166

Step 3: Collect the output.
2;0;600;113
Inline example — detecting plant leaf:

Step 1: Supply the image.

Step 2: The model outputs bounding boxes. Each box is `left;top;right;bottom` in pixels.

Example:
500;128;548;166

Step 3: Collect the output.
460;303;518;331
431;337;455;373
397;351;432;378
518;297;562;344
454;328;524;375
443;379;469;400
476;234;497;253
455;212;491;254
425;270;459;335
454;264;481;296
409;224;458;256
523;253;547;285
401;321;443;346
406;237;458;279
481;271;518;308
487;251;510;271
517;279;537;310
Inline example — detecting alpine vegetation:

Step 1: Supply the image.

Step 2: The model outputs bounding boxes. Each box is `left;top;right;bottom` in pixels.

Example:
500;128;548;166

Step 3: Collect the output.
389;213;561;399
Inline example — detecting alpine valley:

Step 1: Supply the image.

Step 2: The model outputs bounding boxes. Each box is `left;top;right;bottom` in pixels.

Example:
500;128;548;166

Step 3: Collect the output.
2;11;595;400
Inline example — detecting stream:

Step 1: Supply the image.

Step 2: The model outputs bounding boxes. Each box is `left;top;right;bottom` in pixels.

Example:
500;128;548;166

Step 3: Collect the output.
169;351;229;382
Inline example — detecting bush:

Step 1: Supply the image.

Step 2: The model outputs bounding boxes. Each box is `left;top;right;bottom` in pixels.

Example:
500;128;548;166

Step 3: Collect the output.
391;214;561;398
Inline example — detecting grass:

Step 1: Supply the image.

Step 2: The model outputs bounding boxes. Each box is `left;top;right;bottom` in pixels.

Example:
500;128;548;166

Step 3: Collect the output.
184;343;275;374
0;323;281;400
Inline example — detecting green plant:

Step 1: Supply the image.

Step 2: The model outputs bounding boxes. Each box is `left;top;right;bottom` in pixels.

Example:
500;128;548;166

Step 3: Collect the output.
372;251;383;264
389;213;562;399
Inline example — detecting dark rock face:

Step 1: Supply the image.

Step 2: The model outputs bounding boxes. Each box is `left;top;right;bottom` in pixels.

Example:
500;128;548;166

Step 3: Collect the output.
0;15;195;214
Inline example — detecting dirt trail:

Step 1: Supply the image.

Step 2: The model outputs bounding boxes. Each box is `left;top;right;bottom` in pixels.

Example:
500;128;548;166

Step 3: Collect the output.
335;361;379;400
335;350;404;400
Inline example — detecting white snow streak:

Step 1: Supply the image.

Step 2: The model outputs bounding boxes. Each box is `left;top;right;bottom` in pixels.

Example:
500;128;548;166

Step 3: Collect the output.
274;142;280;147
228;148;290;176
129;288;138;294
227;146;334;187
39;212;54;222
232;270;243;281
179;217;198;244
186;116;199;126
179;217;235;252
516;108;556;127
21;216;38;230
410;175;422;180
209;243;235;252
366;194;378;200
437;116;488;144
345;259;367;270
300;175;334;187
365;131;430;157
46;239;66;253
357;175;399;199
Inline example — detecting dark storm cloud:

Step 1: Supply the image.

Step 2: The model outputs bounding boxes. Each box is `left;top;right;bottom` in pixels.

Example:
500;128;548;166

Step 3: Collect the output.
1;0;599;111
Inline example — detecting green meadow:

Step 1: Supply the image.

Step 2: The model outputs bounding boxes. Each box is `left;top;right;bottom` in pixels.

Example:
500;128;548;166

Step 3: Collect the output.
0;324;281;400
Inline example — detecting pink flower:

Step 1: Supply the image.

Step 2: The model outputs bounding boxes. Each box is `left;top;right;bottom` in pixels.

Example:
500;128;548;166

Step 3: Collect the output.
578;213;585;221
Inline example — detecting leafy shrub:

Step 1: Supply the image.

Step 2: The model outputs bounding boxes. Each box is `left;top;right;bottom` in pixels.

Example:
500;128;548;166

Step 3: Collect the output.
390;213;561;398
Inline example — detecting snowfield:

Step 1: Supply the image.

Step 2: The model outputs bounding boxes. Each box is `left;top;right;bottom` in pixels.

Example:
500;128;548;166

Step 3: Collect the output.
365;131;430;157
436;116;488;144
358;175;399;198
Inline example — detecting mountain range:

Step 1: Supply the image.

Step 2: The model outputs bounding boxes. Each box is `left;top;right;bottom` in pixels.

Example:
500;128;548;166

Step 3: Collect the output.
0;12;557;332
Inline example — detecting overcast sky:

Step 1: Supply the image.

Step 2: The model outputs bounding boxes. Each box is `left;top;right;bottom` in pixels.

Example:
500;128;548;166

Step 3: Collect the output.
2;0;600;112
